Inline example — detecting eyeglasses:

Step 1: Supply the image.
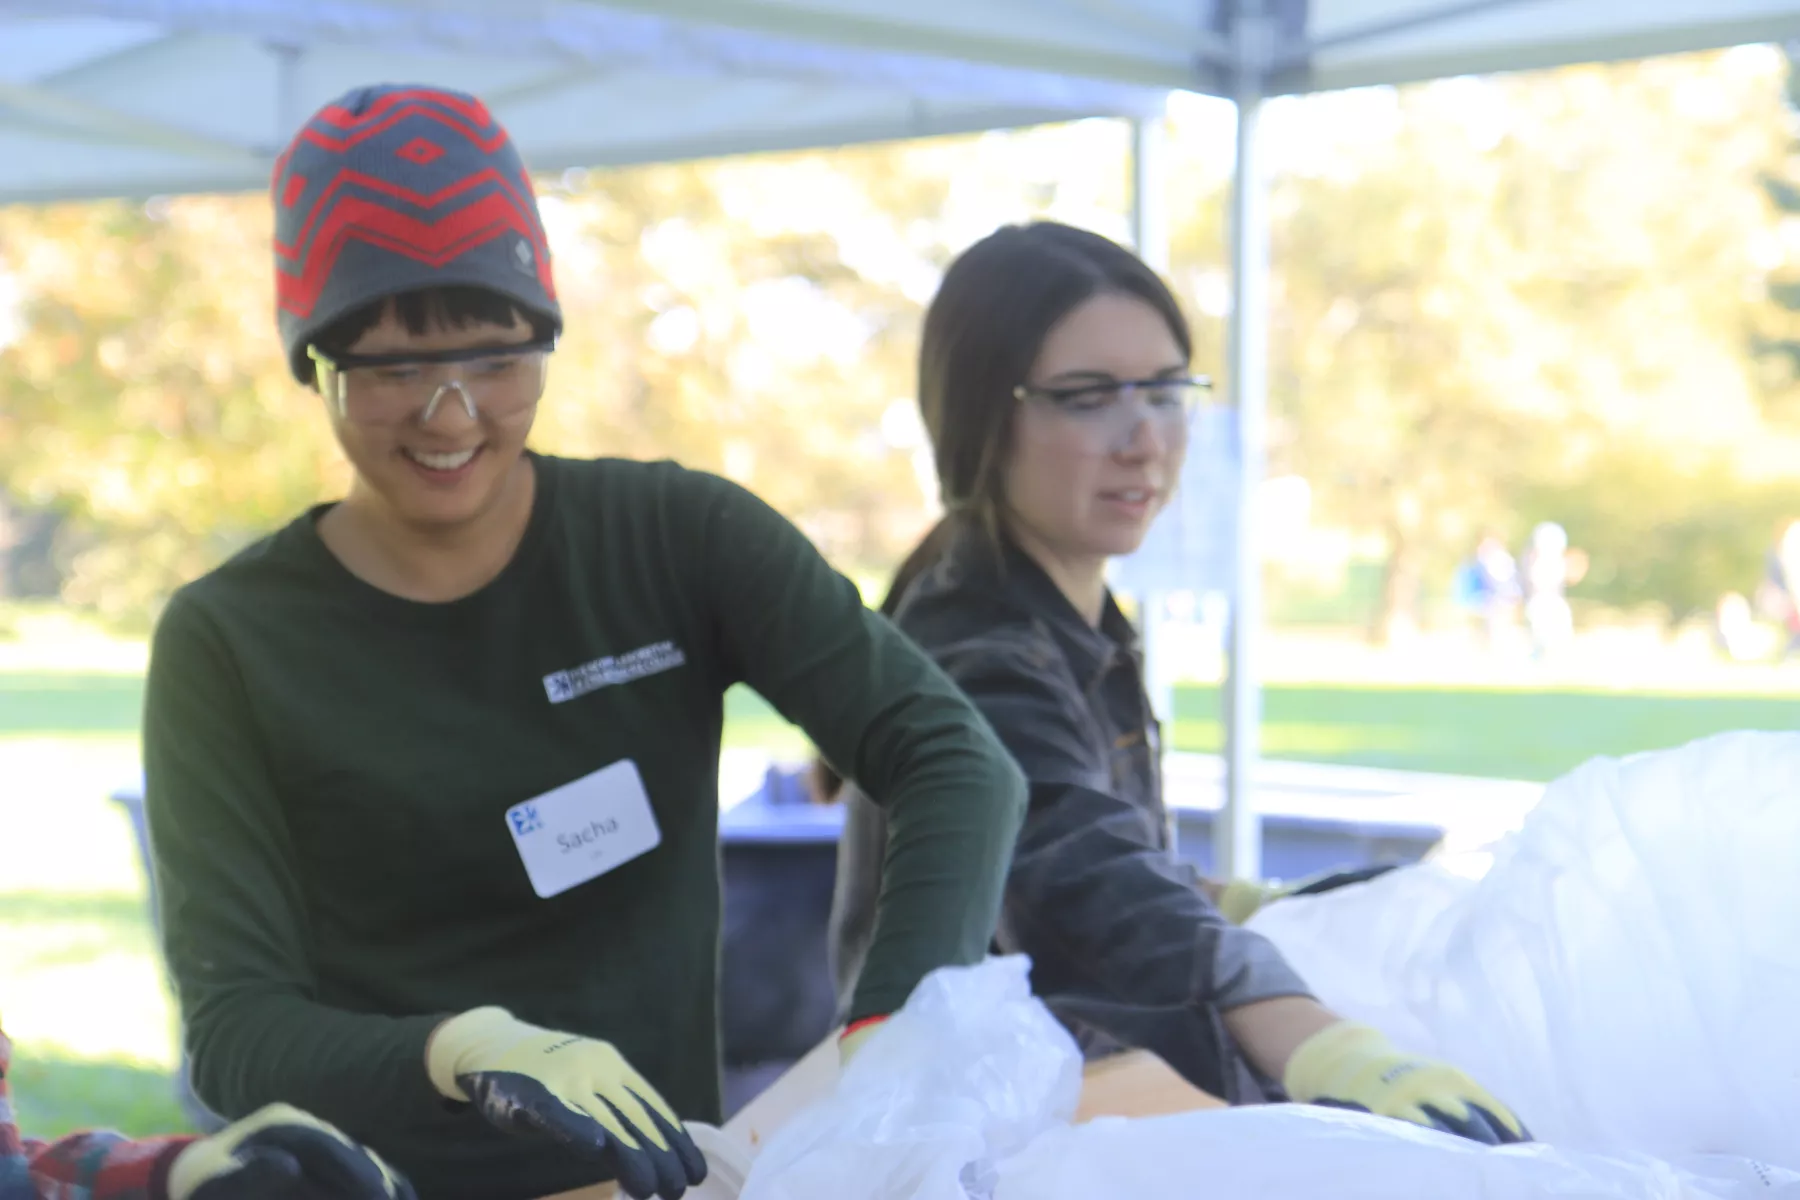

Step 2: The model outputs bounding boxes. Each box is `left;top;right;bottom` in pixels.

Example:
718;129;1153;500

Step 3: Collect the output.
1013;374;1214;451
308;338;556;426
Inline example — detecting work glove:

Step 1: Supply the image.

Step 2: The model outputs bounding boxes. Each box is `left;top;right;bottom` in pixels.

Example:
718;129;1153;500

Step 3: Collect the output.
1215;864;1400;925
167;1103;415;1200
838;1015;887;1066
1283;1021;1529;1146
426;1007;707;1199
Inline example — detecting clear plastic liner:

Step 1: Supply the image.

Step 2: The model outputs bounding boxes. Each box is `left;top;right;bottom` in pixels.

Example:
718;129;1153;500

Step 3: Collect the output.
740;733;1800;1199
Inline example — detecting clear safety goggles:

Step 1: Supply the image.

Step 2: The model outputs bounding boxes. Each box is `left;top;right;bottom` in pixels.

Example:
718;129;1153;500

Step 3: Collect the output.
1012;374;1215;452
308;338;555;426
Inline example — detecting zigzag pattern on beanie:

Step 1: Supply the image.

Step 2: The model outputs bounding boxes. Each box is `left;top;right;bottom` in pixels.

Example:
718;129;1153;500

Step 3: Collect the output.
271;84;561;381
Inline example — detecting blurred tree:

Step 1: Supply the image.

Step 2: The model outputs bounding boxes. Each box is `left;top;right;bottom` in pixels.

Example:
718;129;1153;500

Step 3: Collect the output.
1751;43;1800;416
1257;52;1795;639
6;51;1798;635
533;144;958;571
0;196;344;627
1519;440;1800;625
1267;85;1548;642
0;130;1076;622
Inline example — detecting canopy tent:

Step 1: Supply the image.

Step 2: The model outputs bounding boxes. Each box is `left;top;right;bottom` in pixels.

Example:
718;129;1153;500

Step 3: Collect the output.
7;0;1800;876
0;0;1161;204
5;1;1795;204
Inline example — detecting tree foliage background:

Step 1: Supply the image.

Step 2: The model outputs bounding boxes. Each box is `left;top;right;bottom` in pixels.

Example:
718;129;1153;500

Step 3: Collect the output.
1270;54;1800;632
3;48;1798;632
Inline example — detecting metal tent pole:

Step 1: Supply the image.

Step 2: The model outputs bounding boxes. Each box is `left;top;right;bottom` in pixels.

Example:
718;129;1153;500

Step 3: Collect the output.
271;41;305;146
1130;109;1170;272
1220;0;1270;881
1128;110;1178;743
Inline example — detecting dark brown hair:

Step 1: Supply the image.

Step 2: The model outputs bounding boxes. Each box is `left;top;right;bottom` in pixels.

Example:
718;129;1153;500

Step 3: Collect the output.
304;285;556;386
810;221;1192;802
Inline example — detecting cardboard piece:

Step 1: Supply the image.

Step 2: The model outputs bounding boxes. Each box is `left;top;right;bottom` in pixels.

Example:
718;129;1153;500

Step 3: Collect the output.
720;1036;842;1153
540;1045;1221;1199
1072;1048;1225;1123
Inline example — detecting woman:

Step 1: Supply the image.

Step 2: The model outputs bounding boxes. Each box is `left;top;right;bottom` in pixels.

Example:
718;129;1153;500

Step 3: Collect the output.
143;85;1026;1200
825;221;1526;1145
2;1020;411;1199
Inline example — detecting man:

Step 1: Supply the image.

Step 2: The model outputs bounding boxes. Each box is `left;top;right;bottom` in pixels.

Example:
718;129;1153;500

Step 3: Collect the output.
1;1022;410;1198
144;84;1025;1200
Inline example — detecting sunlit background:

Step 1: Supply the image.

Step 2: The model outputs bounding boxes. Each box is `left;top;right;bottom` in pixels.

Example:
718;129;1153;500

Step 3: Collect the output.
4;45;1799;1137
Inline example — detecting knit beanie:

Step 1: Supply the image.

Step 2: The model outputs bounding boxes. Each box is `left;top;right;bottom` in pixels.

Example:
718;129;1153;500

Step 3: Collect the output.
271;84;562;381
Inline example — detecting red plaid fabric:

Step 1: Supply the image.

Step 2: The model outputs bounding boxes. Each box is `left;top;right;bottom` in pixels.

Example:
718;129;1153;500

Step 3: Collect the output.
2;1025;194;1199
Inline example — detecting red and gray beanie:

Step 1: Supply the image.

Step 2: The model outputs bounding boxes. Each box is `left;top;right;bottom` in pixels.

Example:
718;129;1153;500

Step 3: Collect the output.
271;84;562;381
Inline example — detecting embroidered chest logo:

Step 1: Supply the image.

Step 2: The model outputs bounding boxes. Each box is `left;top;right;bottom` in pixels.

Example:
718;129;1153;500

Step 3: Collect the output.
543;641;687;704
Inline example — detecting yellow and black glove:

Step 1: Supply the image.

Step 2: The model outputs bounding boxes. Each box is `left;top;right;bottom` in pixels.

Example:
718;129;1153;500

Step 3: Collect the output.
1215;864;1400;925
426;1007;707;1199
1283;1021;1529;1145
167;1103;414;1200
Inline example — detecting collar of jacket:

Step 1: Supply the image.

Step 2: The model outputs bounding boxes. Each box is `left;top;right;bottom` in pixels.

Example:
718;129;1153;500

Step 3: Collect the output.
937;520;1140;693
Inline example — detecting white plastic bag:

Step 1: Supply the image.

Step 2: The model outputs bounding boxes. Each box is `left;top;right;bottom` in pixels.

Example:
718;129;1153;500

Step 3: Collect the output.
740;733;1799;1199
1251;731;1800;1167
738;955;1080;1200
732;955;1799;1200
994;1106;1800;1200
1245;857;1473;1052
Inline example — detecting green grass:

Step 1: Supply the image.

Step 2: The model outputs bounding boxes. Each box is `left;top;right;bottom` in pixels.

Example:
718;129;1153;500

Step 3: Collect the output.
1;877;192;1139
726;678;1800;782
0;671;145;737
0;892;155;971
1164;684;1800;781
1;725;188;1140
8;1049;191;1140
27;666;1790;783
5;666;1794;1139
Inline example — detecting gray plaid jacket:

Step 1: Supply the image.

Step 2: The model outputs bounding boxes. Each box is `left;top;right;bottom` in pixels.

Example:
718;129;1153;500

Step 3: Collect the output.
827;528;1311;1103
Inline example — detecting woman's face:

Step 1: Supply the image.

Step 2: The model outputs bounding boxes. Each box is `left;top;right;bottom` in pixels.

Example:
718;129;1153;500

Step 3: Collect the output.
1001;291;1191;575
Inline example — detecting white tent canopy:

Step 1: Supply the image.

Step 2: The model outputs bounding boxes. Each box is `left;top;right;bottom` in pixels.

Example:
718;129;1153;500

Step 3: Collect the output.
4;2;1798;204
7;0;1800;875
0;1;1162;204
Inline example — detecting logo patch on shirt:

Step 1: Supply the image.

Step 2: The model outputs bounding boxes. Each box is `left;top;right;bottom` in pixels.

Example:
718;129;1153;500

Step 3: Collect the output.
543;641;687;704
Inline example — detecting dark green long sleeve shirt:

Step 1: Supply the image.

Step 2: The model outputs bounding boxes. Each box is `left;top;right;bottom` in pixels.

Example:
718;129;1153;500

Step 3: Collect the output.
143;454;1024;1200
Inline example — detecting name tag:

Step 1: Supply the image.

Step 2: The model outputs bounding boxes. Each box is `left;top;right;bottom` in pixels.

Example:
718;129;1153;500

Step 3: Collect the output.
504;760;662;899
